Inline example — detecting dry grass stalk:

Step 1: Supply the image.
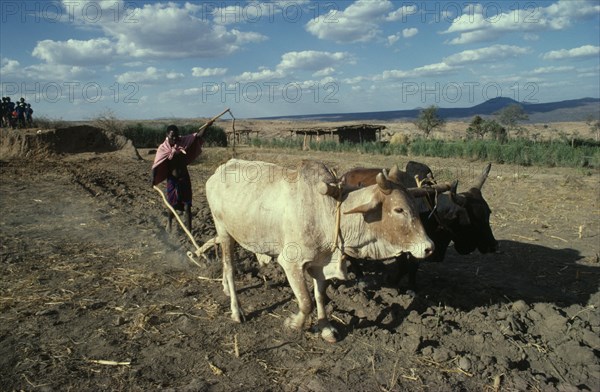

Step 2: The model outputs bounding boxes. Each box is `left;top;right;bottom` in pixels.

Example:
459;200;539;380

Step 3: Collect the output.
549;235;568;243
208;361;224;375
330;313;346;325
198;276;222;282
88;359;131;366
234;334;240;358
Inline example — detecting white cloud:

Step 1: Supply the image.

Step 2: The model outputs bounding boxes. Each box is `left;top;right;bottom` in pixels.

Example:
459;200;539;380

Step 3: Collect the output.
313;67;335;77
443;0;600;45
106;3;266;58
24;63;93;81
387;34;401;46
233;68;286;83
0;58;21;75
32;38;115;65
542;45;600;60
532;66;575;74
58;1;267;60
402;28;418;38
444;45;529;65
231;50;352;82
374;45;527;81
305;0;393;43
523;33;539;41
192;67;228;77
379;62;460;80
116;67;185;84
385;4;418;22
278;51;353;72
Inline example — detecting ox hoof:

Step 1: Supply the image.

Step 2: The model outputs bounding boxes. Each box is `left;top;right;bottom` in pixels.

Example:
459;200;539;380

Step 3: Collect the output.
284;314;304;330
321;327;338;343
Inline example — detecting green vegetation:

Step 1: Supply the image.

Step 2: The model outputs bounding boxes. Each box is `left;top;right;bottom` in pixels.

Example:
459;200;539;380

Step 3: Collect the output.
409;137;599;168
250;138;409;156
113;115;598;169
249;136;599;168
123;123;227;147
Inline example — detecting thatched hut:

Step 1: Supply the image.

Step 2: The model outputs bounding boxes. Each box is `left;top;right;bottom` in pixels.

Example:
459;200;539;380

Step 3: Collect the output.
289;124;386;144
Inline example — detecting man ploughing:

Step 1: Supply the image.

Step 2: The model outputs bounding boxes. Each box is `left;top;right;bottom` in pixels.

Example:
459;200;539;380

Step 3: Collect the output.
151;122;213;232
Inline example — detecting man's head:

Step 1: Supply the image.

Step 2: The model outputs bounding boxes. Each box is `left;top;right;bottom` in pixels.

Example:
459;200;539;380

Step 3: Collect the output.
166;125;180;146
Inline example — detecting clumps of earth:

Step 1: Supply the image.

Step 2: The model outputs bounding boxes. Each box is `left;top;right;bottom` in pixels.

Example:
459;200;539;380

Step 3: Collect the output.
0;126;598;391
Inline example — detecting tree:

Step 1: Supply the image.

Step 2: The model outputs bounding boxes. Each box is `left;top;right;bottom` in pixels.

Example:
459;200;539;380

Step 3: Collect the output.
585;115;600;141
495;103;528;138
415;105;445;138
466;115;486;139
91;109;124;135
483;119;507;143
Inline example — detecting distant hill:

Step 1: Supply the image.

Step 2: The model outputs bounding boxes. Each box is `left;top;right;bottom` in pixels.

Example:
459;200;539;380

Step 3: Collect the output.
257;97;600;123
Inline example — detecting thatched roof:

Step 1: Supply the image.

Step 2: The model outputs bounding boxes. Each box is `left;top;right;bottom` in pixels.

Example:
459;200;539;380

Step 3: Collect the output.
288;123;386;135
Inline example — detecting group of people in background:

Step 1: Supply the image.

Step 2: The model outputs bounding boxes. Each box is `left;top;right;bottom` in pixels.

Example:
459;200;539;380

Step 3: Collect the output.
1;97;33;129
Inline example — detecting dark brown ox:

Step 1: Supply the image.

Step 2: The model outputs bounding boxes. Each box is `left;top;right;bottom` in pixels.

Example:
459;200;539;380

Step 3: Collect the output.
343;161;498;291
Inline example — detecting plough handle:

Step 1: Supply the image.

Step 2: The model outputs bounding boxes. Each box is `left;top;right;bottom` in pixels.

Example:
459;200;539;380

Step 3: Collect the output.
152;185;202;252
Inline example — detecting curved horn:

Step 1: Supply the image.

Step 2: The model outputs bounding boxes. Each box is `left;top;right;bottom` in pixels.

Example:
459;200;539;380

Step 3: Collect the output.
407;183;452;198
388;164;401;184
318;182;342;199
450;180;467;206
381;168;389;180
375;172;392;195
318;181;360;199
473;163;492;190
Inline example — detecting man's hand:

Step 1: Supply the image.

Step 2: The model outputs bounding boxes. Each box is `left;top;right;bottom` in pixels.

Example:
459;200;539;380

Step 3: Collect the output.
196;119;215;138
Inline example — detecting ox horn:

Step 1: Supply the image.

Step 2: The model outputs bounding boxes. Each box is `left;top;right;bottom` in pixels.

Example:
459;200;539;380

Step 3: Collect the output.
318;182;342;199
387;164;401;184
473;163;492;190
376;172;392;195
407;182;452;198
450;180;467;206
317;181;360;199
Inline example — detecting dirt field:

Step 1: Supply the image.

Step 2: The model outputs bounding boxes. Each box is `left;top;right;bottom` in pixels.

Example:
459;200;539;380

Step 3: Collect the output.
1;126;599;391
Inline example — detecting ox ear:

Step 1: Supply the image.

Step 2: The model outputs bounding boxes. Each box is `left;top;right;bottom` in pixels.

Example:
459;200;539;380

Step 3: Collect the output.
343;193;383;215
344;199;382;215
375;172;393;195
473;163;492;190
441;203;471;225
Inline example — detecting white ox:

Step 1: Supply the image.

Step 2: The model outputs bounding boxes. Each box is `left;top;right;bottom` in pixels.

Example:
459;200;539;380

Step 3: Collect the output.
205;159;434;342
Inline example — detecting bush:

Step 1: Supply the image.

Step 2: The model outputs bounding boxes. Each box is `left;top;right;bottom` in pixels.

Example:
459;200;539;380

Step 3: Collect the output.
123;123;164;148
32;116;69;129
123;124;227;148
179;124;227;147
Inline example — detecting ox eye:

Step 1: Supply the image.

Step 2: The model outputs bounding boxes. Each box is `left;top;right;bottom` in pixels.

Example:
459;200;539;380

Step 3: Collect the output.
394;207;404;214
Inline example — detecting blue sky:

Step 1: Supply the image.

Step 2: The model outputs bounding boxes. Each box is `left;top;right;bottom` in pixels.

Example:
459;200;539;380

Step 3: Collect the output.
1;0;599;120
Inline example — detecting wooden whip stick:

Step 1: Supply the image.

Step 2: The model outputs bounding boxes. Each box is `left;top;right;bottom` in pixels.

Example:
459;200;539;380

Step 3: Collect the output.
198;108;231;133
